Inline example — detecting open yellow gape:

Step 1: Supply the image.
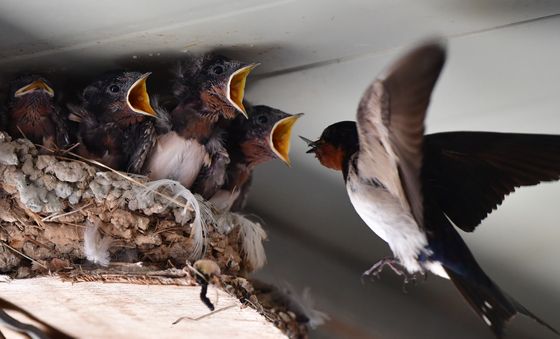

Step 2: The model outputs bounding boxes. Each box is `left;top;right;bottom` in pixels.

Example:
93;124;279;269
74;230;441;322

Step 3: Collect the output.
270;113;304;166
127;73;157;117
14;79;55;98
227;63;259;117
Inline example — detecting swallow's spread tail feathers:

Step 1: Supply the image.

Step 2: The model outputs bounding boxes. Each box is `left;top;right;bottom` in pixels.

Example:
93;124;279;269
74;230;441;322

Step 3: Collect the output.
446;268;559;338
426;204;559;338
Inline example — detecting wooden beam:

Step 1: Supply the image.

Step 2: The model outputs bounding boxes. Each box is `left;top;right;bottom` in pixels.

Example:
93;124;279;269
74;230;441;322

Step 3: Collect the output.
0;277;285;338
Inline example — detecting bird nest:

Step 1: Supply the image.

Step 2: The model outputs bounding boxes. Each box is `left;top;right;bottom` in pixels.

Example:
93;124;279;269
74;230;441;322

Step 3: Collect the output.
0;132;312;338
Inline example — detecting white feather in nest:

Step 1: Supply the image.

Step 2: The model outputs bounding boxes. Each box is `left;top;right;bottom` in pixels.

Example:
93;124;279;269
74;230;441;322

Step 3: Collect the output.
282;284;330;329
141;179;213;259
216;212;268;270
83;222;112;267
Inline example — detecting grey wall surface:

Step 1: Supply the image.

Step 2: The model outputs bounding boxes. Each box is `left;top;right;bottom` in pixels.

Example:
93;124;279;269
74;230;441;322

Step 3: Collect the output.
0;1;559;338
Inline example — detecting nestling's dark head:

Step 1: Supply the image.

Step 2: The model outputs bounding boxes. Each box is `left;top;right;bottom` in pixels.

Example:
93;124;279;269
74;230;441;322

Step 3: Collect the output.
174;54;258;119
302;121;359;171
232;105;303;166
81;71;157;124
9;74;55;103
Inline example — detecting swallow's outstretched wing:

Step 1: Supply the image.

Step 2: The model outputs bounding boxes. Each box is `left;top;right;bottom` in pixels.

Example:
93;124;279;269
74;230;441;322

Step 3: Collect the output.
355;42;446;227
423;131;560;232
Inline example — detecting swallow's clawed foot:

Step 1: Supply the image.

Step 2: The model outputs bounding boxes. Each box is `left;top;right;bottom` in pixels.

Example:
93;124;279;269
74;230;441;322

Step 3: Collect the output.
362;256;405;280
362;257;426;291
401;271;428;293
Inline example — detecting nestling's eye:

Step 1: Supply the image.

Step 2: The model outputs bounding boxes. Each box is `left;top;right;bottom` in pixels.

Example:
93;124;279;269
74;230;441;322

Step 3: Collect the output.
109;85;120;93
212;65;224;75
257;115;268;124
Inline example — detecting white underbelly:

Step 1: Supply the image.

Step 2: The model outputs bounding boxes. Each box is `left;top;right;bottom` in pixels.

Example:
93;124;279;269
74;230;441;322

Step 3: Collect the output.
146;132;210;189
347;177;429;274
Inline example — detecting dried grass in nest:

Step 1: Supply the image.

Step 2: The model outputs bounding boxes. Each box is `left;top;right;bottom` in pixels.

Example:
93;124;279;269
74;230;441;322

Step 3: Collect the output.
0;132;316;338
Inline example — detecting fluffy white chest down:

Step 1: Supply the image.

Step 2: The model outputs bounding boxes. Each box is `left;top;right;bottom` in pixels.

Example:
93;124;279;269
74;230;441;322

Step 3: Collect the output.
346;169;430;275
146;132;210;189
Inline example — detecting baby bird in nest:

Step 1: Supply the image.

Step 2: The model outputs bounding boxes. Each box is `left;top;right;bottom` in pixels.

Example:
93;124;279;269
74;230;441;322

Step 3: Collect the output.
144;55;257;199
69;71;158;172
210;104;303;211
5;74;69;151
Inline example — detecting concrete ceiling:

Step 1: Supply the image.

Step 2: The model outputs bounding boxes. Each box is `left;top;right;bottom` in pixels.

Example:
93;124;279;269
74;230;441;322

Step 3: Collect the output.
0;1;559;338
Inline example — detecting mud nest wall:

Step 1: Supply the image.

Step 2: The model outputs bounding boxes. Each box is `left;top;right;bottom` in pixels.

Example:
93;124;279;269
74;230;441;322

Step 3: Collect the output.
0;131;265;277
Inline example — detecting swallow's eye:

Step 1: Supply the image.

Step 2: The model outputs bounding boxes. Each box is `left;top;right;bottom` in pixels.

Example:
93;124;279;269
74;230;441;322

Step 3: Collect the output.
109;85;120;93
257;115;268;124
212;65;224;75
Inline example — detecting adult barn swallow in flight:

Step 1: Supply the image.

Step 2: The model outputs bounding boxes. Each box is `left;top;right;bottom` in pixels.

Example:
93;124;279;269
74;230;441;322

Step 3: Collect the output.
304;42;560;337
5;75;69;150
145;55;257;199
69;71;157;172
210;105;302;211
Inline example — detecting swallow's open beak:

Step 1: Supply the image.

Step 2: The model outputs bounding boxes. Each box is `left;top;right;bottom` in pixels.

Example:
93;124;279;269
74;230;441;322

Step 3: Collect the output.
14;79;54;98
299;136;319;154
270;113;304;166
127;72;157;117
227;63;259;118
